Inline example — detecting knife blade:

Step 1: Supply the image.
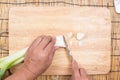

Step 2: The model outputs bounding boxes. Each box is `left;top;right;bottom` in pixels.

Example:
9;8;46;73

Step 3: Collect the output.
63;36;73;62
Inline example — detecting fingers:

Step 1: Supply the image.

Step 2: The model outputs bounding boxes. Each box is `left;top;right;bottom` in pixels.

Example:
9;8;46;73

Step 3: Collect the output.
79;68;89;80
24;35;59;76
30;35;57;58
28;35;56;53
72;59;81;79
71;60;89;80
45;37;56;57
29;35;44;50
38;36;52;49
45;37;55;50
72;60;79;74
48;46;59;61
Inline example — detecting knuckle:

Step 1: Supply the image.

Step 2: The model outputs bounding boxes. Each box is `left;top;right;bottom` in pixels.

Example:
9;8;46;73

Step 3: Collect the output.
47;36;52;39
37;35;45;40
36;35;42;40
46;37;51;42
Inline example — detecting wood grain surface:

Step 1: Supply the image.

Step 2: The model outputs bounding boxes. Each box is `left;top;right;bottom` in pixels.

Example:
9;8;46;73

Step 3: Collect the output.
0;0;120;80
9;7;111;75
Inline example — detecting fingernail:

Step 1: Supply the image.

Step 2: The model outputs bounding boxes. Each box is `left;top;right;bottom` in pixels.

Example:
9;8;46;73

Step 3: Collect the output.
52;36;56;40
52;37;56;42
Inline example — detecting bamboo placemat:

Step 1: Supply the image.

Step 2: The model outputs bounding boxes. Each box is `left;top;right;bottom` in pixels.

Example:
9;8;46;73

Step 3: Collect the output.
0;0;120;80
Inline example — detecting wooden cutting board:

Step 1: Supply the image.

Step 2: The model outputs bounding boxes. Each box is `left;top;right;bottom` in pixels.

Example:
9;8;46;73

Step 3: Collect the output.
9;7;111;75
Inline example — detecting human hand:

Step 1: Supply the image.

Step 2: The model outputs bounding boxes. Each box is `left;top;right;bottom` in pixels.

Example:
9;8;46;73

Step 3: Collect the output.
70;60;89;80
23;35;57;77
5;35;57;80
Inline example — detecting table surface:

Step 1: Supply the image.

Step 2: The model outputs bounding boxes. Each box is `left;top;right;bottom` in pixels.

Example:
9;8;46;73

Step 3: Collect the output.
0;0;120;80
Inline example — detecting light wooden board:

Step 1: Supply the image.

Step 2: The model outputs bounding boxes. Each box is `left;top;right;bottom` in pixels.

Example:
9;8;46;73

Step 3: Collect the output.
9;7;111;75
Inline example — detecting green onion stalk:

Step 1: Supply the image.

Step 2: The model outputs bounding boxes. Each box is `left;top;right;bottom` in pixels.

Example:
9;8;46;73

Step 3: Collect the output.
0;48;28;80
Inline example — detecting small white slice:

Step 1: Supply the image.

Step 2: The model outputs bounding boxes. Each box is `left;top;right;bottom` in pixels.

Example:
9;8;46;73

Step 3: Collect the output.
76;32;85;40
66;32;73;39
69;40;73;47
55;35;66;47
114;0;120;13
